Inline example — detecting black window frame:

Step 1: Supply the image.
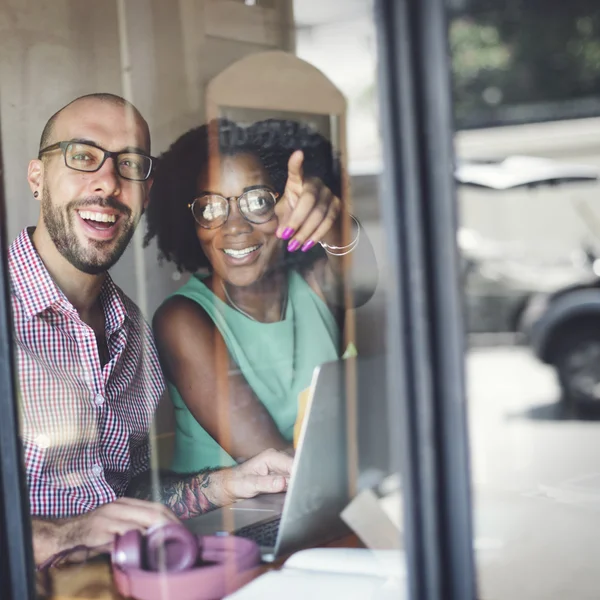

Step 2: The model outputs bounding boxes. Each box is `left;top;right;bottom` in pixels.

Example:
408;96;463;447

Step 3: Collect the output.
0;118;36;598
375;0;477;598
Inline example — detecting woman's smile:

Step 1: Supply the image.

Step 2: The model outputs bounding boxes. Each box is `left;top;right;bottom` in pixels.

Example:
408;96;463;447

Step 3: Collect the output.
221;244;262;263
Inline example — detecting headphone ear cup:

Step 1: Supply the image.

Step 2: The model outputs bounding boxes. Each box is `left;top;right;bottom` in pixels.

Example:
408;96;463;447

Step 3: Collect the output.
145;523;198;572
112;529;144;570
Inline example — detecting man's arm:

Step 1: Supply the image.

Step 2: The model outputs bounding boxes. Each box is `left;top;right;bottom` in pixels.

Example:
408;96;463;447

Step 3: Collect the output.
32;452;290;564
126;448;293;519
126;469;219;520
31;498;179;566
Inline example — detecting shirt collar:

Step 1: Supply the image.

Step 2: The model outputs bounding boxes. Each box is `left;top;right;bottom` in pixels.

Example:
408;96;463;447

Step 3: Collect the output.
9;228;65;319
9;227;129;329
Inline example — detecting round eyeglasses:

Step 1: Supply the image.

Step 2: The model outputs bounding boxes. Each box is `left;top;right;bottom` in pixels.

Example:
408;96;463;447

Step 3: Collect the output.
38;141;154;182
189;187;279;229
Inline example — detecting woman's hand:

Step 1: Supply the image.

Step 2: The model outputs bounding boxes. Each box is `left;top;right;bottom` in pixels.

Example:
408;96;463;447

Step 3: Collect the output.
275;150;342;253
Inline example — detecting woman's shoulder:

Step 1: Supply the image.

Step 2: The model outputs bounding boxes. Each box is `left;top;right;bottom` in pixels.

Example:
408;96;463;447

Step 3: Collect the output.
157;274;215;316
151;293;225;384
153;292;215;341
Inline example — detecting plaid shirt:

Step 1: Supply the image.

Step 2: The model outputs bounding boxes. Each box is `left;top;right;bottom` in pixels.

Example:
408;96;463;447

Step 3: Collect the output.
9;229;164;518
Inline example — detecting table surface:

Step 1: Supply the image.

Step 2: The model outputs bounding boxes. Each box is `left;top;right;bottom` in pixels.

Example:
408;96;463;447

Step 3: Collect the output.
40;534;362;599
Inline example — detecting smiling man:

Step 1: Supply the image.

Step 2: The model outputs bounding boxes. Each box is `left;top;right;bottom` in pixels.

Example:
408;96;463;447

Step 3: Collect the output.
9;93;291;565
32;97;151;276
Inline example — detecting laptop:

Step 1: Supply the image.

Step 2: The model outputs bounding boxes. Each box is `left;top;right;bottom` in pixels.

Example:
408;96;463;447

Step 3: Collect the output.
185;359;353;562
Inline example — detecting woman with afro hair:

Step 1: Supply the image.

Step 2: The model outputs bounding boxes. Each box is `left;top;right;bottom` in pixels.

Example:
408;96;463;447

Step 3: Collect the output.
145;118;375;471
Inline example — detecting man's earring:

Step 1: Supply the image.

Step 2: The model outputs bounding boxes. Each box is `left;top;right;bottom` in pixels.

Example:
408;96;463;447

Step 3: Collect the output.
33;191;39;198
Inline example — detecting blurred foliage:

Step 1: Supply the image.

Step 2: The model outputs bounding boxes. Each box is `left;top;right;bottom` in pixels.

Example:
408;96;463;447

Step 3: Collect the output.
450;0;600;128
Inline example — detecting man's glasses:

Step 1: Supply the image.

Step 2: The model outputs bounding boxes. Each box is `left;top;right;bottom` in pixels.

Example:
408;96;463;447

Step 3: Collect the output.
189;187;279;229
38;141;154;182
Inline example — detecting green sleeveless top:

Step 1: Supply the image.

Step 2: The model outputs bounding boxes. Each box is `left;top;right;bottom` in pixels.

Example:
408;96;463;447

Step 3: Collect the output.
166;270;340;472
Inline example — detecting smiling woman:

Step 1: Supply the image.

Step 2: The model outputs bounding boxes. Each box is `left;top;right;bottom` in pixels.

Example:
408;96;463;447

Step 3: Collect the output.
143;118;370;471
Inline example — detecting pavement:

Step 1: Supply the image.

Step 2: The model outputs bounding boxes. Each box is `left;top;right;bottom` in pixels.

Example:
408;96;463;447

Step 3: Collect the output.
467;345;600;600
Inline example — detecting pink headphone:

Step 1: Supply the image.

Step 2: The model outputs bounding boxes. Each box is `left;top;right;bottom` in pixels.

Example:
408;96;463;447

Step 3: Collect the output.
111;524;261;600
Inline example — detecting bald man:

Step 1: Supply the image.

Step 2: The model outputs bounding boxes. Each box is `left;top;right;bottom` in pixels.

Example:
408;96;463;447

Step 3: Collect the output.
9;93;291;565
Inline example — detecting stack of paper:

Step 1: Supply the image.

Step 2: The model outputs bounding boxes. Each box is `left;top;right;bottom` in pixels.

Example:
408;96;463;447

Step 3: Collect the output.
225;548;407;600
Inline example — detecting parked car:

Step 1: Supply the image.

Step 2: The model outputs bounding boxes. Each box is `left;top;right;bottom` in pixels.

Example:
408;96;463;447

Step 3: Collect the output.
457;155;599;335
457;155;600;410
458;226;593;334
519;270;600;410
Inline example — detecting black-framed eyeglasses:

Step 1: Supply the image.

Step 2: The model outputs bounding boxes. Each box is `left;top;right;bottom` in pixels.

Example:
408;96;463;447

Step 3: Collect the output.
188;186;280;229
38;141;154;182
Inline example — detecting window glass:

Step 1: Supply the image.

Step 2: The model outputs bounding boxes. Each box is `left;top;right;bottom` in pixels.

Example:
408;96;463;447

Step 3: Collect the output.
0;0;404;596
452;2;600;598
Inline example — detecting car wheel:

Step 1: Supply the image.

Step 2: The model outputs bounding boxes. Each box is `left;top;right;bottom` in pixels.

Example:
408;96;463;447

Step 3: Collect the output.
555;326;600;411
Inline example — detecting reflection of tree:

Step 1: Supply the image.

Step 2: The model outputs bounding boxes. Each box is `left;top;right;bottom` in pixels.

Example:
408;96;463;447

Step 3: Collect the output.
451;0;600;128
450;20;511;118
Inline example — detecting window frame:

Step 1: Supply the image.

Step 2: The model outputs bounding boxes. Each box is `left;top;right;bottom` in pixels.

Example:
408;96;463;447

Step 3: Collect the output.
375;0;477;598
0;119;36;598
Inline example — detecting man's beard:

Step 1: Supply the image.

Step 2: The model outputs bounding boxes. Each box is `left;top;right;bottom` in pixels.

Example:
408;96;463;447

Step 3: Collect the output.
41;183;137;275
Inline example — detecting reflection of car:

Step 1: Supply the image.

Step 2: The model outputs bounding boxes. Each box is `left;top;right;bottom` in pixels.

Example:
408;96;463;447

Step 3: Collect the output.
456;155;599;190
457;155;600;409
520;249;600;410
456;156;600;336
460;229;594;334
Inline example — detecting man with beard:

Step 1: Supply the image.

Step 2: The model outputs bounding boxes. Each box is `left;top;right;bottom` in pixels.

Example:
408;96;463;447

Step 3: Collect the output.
9;93;291;565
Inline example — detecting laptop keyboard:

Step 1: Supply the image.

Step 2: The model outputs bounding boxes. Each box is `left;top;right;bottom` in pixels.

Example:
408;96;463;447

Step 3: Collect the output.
234;516;281;548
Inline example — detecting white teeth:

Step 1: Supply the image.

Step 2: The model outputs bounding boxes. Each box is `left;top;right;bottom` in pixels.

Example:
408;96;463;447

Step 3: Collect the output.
223;245;259;258
78;210;116;223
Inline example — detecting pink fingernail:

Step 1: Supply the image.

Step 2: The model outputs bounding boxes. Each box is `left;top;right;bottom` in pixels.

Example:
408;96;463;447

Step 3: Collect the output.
280;227;294;240
287;239;300;252
301;240;315;252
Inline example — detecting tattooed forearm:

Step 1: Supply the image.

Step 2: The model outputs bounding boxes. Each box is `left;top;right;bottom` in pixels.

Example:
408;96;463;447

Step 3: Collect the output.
126;470;220;519
162;473;220;519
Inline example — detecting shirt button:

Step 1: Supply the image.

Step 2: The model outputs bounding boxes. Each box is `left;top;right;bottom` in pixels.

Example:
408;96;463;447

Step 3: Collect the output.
94;394;105;406
35;434;51;449
91;464;103;477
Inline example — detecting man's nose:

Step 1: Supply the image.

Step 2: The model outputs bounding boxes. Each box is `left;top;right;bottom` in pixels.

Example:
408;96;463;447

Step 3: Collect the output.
89;157;122;196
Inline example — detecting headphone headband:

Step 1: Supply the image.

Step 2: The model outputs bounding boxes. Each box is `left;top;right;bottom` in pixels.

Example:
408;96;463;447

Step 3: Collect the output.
112;525;261;600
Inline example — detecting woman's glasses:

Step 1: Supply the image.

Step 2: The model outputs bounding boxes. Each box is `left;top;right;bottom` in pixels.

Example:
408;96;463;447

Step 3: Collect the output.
189;187;279;229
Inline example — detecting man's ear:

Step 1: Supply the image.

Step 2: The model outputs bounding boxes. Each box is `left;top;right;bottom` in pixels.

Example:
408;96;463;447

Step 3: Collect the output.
27;159;43;200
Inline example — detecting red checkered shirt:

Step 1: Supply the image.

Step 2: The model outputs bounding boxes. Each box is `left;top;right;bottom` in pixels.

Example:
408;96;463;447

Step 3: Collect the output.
9;228;165;517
